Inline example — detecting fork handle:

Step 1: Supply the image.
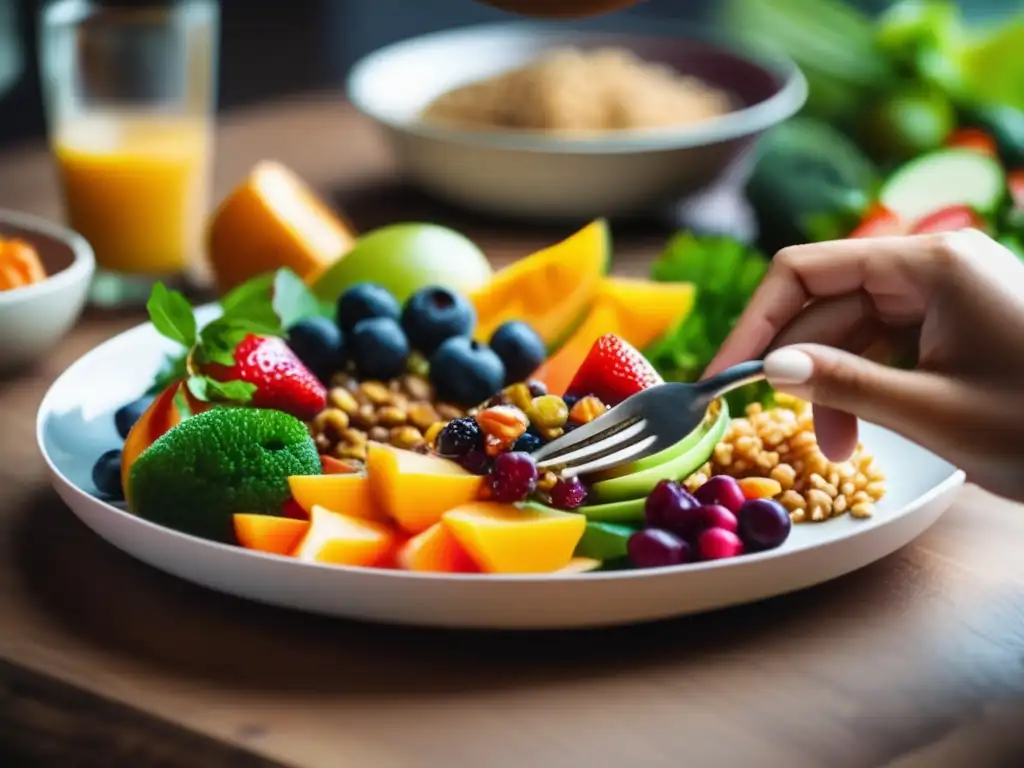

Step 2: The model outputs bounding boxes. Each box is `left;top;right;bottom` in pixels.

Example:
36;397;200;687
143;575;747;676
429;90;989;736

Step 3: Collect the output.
692;360;766;401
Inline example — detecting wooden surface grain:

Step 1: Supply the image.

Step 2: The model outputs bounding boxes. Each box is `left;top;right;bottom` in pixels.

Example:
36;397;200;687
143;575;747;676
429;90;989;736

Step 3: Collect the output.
2;95;1024;768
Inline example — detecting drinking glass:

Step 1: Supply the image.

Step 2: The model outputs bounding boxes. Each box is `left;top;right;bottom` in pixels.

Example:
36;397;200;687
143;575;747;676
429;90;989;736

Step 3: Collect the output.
39;0;218;307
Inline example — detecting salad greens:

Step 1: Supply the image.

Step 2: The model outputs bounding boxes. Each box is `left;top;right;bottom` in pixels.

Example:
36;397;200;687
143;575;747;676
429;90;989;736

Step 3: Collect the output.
644;233;773;413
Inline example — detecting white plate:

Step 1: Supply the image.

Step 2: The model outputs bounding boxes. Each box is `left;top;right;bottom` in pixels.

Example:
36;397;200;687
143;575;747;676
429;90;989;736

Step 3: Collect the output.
37;306;965;629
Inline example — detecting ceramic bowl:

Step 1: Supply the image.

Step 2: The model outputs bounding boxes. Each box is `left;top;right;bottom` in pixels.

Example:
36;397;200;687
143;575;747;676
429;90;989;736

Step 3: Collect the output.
0;210;95;373
346;21;807;220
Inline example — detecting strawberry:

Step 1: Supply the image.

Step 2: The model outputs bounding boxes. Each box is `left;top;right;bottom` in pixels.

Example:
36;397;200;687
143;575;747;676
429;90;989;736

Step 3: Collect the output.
909;204;985;235
566;333;663;406
202;334;326;421
848;204;905;239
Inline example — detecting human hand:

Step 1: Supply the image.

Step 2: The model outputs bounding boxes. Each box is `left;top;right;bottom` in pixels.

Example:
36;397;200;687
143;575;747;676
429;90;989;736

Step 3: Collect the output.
704;229;1024;502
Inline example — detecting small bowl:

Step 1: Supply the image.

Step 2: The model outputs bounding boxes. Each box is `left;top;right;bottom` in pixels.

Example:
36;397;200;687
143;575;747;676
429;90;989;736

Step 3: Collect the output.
0;210;95;373
347;21;807;220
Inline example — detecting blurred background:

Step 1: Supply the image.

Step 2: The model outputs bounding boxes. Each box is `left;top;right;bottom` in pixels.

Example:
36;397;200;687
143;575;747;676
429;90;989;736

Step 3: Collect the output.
0;0;1014;147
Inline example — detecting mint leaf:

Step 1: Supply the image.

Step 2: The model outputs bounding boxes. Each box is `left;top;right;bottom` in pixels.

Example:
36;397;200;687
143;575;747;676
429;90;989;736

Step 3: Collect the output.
273;268;321;329
186;374;210;401
220;272;274;315
198;320;248;366
147;282;197;349
205;378;257;403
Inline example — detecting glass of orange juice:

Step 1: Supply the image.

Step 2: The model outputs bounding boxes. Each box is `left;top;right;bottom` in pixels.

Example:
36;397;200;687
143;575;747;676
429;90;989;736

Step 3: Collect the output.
39;0;218;307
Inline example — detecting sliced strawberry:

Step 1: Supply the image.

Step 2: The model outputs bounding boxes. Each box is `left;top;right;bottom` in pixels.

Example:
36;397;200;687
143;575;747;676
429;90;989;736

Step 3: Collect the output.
909;204;985;235
565;333;663;406
848;204;905;239
945;127;998;157
202;334;326;421
281;498;310;520
1008;169;1024;210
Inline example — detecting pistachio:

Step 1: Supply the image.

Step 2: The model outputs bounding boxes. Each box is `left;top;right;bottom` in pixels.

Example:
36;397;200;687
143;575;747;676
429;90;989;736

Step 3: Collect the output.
377;405;408;428
390;426;424;450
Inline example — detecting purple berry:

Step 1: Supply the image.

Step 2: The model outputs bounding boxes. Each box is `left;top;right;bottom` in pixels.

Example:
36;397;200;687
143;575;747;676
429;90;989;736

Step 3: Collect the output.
737;498;792;552
550;476;587;510
436;417;483;458
696;504;739;536
644;479;701;538
489;452;539;502
628;529;692;569
694;475;746;514
458;449;492;475
696;528;745;562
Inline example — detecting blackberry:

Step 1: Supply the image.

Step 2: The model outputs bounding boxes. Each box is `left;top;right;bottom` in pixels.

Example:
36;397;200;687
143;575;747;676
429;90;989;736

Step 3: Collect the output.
435;417;484;458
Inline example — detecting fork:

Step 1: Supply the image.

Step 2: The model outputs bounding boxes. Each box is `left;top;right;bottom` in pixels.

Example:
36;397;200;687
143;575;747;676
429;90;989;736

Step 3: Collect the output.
531;360;765;477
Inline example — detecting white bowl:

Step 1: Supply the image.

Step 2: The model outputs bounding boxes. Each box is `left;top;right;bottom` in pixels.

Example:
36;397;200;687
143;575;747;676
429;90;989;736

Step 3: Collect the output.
0;210;95;373
347;21;807;220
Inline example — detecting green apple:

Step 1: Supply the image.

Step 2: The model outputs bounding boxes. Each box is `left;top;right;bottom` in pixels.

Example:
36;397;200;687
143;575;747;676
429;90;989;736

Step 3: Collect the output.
312;223;493;305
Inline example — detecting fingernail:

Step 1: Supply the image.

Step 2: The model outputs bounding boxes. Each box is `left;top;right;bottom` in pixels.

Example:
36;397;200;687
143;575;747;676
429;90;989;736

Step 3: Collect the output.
764;348;814;385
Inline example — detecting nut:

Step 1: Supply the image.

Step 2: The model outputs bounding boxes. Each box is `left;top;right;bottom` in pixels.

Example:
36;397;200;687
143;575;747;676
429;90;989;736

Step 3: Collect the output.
437;403;465;421
359;381;392;406
408;402;440;431
351;404;378;430
340;428;367;446
368;426;390;443
377;405;408;428
503;383;535;412
328;387;359;414
568;395;606;425
336;443;367;461
401;374;433;401
537;471;559;492
390;426;424;450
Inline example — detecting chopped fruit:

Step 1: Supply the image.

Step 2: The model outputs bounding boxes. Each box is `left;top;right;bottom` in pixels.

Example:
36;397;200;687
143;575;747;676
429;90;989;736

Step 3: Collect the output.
233;514;309;555
429;336;506;408
92;449;124;501
549;476;588;510
538;301;620;396
693;475;746;515
206;160;357;294
470;219;609;348
737;499;792;552
128;408;321;542
115;395;155;440
909;204;985;234
292;505;395;567
524;395;568;439
287;474;379;519
695;504;739;536
336;282;401;333
202;334;327;421
945;127;998;156
441;502;586;574
489;321;546;384
366;443;485;533
476;405;529;456
435;417;484;459
737;477;783;500
644;480;700;538
696;527;745;561
349;316;410;380
121;381;184;506
575;522;634;561
565;333;663;406
848;204;905;238
320;455;360;475
628;529;691;569
0;237;47;291
286;317;346;385
397;522;479;573
401;286;476;357
312;222;492;306
489;452;539;502
557;557;602;574
280;498;309;520
568;396;606;426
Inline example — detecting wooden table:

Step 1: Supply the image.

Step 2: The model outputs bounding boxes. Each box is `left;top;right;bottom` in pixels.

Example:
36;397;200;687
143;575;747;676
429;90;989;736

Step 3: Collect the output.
3;95;1024;768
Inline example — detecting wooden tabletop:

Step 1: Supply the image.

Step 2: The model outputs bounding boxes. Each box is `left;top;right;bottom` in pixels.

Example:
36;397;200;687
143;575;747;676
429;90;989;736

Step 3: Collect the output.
3;95;1024;768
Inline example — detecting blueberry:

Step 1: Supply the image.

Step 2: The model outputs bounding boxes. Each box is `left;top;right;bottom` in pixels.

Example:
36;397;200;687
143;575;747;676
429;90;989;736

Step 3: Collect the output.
336;282;401;333
429;337;506;408
489;321;546;385
512;432;543;454
93;449;124;500
286;316;345;384
401;286;476;356
114;396;154;440
350;317;410;380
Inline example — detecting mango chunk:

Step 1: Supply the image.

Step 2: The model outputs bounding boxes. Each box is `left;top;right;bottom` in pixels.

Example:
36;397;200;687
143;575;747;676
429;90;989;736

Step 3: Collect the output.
441;502;586;574
292;505;395;567
366;443;484;533
233;514;309;556
397;522;479;573
287;474;379;520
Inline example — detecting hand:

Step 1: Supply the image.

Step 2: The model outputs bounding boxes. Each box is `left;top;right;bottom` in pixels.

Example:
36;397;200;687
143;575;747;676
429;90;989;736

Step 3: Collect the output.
704;229;1024;502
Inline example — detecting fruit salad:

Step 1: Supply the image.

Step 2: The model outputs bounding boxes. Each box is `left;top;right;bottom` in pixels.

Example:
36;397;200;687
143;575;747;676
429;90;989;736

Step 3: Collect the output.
92;212;888;576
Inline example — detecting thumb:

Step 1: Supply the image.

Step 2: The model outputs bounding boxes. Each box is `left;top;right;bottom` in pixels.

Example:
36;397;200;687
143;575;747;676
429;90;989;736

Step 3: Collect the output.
762;344;967;459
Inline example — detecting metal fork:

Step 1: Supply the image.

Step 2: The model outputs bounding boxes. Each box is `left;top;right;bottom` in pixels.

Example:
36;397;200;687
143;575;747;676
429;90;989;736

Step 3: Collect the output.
531;361;765;477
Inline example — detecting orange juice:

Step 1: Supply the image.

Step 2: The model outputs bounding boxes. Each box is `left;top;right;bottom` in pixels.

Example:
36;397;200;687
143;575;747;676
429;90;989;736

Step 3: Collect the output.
54;112;212;275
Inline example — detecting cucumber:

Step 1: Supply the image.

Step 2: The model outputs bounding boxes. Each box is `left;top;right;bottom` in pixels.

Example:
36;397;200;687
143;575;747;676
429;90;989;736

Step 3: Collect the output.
878;148;1006;222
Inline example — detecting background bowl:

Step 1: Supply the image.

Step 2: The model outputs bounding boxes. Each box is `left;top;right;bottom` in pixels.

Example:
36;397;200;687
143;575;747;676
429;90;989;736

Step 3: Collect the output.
0;210;94;373
347;21;807;221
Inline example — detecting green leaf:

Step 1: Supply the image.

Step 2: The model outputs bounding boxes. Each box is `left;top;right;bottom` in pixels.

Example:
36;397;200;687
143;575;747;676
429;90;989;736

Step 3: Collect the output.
146;282;197;349
273;268;322;329
220;272;275;315
204;378;257;403
198;320;249;366
147;353;189;395
186;374;210;401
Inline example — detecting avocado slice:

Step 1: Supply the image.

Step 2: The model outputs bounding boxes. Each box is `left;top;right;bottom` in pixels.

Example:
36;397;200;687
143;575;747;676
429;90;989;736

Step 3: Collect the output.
574;522;636;561
586;399;730;505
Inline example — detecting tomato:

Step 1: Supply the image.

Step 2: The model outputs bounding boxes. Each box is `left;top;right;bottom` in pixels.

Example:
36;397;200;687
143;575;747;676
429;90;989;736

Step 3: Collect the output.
848;205;905;238
909;205;985;234
945;127;999;157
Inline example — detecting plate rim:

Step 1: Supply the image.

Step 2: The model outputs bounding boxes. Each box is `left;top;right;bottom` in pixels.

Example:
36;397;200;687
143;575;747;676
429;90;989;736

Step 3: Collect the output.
36;310;967;585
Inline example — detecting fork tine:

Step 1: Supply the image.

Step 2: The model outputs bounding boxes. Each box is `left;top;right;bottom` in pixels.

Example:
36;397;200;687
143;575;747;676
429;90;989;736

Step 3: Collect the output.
530;404;640;464
562;433;659;477
535;418;649;469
